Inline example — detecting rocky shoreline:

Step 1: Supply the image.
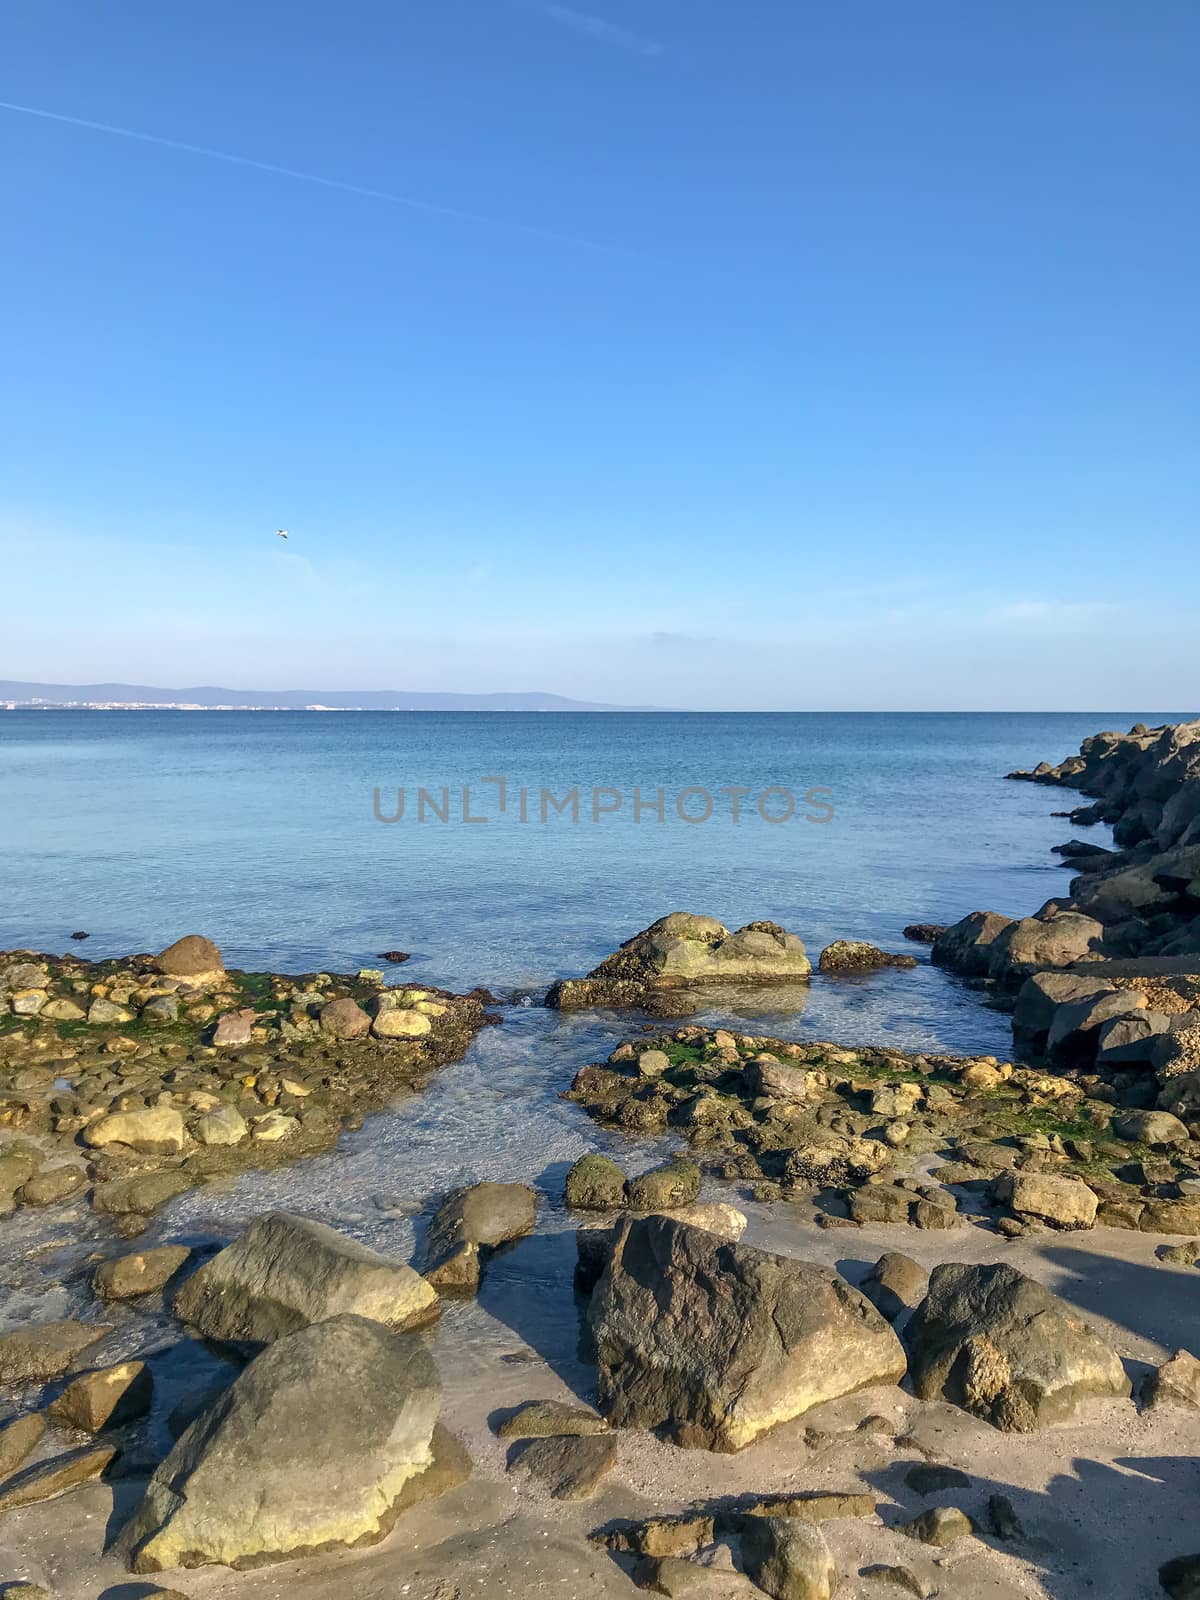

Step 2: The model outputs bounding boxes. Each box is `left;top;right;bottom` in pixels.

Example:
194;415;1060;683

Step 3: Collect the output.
3;728;1200;1600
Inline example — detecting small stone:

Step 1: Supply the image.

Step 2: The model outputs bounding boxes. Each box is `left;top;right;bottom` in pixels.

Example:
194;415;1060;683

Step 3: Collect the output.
1114;1110;1190;1147
251;1112;298;1142
861;1566;927;1598
39;997;87;1021
0;1413;45;1478
497;1400;608;1438
1160;1555;1200;1600
861;1253;928;1322
636;1049;671;1077
627;1159;701;1211
740;1516;838;1600
370;1008;432;1039
48;1361;153;1432
10;988;47;1016
0;1443;116;1510
1146;1349;1200;1410
509;1432;618;1500
211;1009;256;1047
0;1320;110;1385
94;1244;192;1301
87;997;134;1025
987;1493;1024;1540
92;1170;193;1217
565;1153;627;1210
193;1104;248;1146
904;1463;970;1494
17;1165;88;1207
899;1505;973;1546
319;998;371;1039
83;1107;186;1155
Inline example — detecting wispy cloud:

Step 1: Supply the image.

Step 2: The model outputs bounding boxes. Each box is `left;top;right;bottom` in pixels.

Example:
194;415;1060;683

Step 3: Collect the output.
991;599;1115;627
532;3;662;56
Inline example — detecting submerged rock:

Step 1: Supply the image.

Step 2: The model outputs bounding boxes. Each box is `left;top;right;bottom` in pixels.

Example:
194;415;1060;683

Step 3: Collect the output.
119;1314;443;1572
94;1244;192;1301
907;1261;1130;1430
546;913;812;1010
174;1212;438;1344
589;1215;906;1452
817;941;916;973
0;1320;111;1385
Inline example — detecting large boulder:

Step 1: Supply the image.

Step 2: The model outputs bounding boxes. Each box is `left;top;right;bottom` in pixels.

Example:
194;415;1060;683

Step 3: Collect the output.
931;911;1014;977
908;1262;1130;1430
1012;971;1115;1059
987;913;1106;985
174;1212;438;1344
422;1182;536;1295
588;1216;906;1452
546;914;811;1010
118;1315;444;1572
154;935;224;983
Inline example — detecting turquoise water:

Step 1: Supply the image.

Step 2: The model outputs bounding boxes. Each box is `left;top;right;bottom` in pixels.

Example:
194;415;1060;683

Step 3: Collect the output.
0;710;1169;994
0;709;1186;1349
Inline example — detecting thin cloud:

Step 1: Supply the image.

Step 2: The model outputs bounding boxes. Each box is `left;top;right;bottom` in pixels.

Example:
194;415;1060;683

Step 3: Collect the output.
0;99;615;253
533;3;662;56
992;600;1115;626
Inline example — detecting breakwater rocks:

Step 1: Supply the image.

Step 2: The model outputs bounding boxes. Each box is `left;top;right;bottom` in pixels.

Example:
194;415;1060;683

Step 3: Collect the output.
0;935;490;1228
931;720;1200;1099
564;1023;1200;1237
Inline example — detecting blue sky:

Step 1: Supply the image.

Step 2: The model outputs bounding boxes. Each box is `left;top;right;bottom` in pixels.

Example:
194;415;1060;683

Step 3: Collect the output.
2;0;1197;709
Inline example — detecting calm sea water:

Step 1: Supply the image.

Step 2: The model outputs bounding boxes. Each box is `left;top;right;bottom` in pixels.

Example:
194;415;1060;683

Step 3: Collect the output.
0;709;1187;1348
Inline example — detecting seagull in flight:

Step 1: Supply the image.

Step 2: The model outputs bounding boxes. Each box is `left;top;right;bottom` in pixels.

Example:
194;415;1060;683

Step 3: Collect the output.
276;528;289;539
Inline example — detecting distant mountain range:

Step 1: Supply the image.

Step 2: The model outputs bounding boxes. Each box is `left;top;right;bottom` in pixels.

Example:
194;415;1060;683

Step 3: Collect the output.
0;680;661;712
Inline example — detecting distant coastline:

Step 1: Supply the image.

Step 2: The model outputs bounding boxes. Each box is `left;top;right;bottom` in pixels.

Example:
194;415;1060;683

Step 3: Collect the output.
0;679;665;713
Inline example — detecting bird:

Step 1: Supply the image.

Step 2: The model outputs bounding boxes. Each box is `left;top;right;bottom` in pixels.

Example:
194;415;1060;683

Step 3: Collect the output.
276;528;289;539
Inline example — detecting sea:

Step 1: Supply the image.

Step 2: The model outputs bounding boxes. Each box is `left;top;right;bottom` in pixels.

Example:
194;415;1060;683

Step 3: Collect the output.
0;709;1189;1366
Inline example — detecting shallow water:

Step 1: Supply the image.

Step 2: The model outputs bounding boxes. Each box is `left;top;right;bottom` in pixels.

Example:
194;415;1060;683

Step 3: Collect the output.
0;709;1177;1357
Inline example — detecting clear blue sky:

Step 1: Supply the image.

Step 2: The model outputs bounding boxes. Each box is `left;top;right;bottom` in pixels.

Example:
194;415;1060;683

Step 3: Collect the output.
2;0;1197;709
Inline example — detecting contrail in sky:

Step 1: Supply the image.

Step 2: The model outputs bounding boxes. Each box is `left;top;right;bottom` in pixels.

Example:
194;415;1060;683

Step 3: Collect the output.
0;98;612;252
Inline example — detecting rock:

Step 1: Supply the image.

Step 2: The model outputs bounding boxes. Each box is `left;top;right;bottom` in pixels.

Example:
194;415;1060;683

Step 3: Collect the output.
849;1186;912;1226
193;1104;248;1146
0;1584;52;1600
423;1182;537;1295
784;1138;891;1188
993;1172;1098;1230
251;1111;298;1142
497;1399;608;1438
17;1165;88;1207
900;1505;973;1546
632;1555;746;1596
0;1320;110;1385
744;1056;811;1101
818;941;916;973
740;1517;837;1600
987;1493;1024;1540
370;1008;431;1039
0;1413;45;1478
987;912;1106;984
118;1315;442;1572
39;997;86;1021
589;1216;906;1452
747;1491;875;1522
904;1463;970;1494
141;995;180;1023
84;1107;186;1155
931;911;1015;977
48;1361;153;1432
509;1432;618;1500
861;1566;926;1598
907;1261;1130;1429
1161;1555;1200;1600
547;914;812;1009
175;1212;438;1344
379;950;410;963
94;1244;192;1301
628;1159;701;1211
211;1009;256;1047
1142;1199;1200;1235
92;1170;193;1217
318;997;371;1039
1045;990;1148;1067
636;1049;671;1076
903;924;945;944
155;935;224;982
87;997;134;1025
565;1153;627;1210
663;1202;747;1241
1145;1349;1200;1410
1114;1110;1190;1147
0;1443;116;1510
10;988;47;1016
861;1254;928;1322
